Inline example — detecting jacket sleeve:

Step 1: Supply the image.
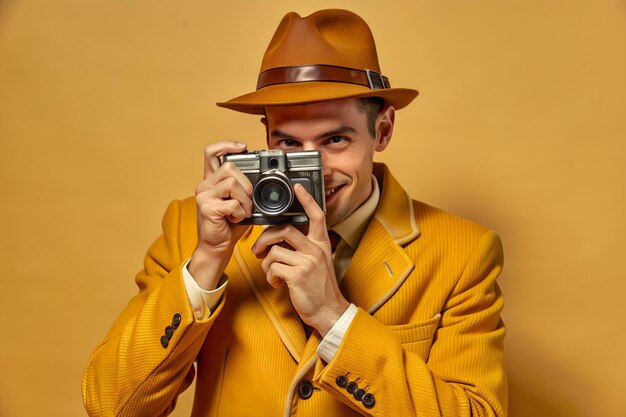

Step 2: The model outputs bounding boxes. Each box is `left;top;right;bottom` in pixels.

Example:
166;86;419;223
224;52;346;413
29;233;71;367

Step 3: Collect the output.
315;230;507;416
82;199;222;417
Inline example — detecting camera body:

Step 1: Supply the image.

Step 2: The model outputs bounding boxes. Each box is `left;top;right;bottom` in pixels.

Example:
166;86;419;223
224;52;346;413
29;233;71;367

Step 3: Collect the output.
222;150;325;225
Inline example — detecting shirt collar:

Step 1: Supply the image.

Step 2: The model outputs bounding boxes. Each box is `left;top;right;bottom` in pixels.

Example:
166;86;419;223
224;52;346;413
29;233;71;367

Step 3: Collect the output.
331;175;380;251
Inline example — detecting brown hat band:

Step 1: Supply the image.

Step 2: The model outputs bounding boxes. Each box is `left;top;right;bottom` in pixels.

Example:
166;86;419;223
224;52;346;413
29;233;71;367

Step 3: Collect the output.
256;64;391;91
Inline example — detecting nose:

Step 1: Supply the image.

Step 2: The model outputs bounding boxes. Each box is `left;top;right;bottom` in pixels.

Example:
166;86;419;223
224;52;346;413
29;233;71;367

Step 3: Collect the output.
302;143;319;152
319;150;332;178
322;157;332;177
302;144;331;177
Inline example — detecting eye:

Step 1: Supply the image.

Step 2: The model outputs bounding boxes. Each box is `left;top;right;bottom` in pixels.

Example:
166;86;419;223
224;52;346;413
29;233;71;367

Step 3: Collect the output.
277;138;300;148
326;136;349;147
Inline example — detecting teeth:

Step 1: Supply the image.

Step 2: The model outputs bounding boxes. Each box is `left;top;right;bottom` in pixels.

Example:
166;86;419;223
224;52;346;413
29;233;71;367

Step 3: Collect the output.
325;188;335;196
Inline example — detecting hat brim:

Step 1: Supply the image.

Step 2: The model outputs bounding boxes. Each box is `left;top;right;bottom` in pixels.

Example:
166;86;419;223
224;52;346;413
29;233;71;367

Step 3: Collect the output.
216;82;418;115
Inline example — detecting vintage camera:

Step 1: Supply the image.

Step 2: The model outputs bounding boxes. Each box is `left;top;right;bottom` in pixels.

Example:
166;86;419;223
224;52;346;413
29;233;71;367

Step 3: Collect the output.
222;150;326;225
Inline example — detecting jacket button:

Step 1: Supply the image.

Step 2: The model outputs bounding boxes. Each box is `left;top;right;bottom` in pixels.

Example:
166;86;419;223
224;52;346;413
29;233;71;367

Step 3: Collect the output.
335;375;348;388
346;381;359;395
172;313;182;329
298;380;314;399
362;393;375;408
164;326;174;339
354;388;366;401
160;335;169;348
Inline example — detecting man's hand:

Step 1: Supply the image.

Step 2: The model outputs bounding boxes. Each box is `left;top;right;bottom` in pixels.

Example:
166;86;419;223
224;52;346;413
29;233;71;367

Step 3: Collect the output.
251;183;350;337
188;141;253;290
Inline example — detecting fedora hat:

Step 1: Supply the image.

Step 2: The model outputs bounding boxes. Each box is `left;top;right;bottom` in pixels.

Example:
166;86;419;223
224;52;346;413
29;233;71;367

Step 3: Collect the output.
217;9;418;114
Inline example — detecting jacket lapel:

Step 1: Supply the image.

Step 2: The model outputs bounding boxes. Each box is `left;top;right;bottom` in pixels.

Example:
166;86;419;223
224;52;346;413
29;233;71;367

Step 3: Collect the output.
340;218;415;314
340;163;420;314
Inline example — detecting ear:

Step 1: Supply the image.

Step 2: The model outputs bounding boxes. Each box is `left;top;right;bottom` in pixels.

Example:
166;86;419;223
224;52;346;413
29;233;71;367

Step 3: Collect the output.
260;116;269;146
374;105;395;152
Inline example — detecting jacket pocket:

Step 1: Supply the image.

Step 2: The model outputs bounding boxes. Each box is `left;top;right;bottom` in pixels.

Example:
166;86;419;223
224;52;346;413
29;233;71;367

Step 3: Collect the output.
389;314;440;360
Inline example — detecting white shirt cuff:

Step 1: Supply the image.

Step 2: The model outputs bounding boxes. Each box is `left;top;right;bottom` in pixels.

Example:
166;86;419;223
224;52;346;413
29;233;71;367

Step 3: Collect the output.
181;258;228;319
317;303;358;363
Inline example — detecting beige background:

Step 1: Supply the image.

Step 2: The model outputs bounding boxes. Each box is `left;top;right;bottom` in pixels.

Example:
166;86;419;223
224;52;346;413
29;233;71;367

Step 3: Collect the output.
1;1;625;416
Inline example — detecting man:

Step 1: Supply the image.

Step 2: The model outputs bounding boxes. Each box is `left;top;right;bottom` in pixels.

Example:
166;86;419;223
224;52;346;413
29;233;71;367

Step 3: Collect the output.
83;9;506;417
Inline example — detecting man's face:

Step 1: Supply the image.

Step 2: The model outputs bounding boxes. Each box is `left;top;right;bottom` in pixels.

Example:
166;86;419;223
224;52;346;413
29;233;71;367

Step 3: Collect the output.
264;98;391;227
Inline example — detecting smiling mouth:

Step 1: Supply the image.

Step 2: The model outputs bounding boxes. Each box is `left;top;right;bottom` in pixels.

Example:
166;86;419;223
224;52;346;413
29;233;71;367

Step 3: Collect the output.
325;185;344;198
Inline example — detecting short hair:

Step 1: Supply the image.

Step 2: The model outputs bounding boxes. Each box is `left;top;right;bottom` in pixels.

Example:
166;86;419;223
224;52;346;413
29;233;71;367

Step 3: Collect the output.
357;97;385;138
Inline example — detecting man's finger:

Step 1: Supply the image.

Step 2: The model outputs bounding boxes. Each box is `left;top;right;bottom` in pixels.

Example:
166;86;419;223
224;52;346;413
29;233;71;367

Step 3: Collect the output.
261;244;297;272
294;183;327;242
203;141;247;179
252;225;305;257
266;263;287;289
196;164;253;199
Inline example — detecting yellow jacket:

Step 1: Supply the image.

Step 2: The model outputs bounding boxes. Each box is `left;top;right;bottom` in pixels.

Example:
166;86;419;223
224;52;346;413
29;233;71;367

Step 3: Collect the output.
83;163;506;416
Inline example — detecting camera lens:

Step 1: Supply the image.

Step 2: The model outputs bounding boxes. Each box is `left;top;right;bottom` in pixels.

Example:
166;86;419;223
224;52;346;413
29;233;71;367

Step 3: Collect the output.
253;173;293;216
269;157;279;168
260;183;285;207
